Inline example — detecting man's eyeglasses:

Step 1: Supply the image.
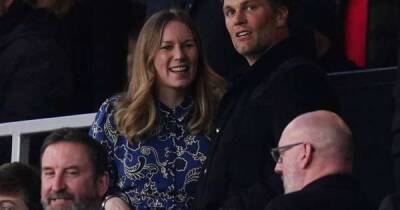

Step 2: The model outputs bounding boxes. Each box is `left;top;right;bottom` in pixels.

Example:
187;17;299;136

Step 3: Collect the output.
270;142;304;163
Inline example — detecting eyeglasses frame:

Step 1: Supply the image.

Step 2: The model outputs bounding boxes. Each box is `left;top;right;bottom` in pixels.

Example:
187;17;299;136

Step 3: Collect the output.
270;142;304;163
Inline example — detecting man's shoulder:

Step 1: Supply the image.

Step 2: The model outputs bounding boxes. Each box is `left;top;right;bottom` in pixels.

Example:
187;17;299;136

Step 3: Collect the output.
265;188;342;210
273;56;322;76
1;31;61;61
267;178;372;210
251;56;325;94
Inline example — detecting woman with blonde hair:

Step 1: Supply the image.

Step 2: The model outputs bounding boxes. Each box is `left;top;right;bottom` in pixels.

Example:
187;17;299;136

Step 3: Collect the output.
90;9;225;210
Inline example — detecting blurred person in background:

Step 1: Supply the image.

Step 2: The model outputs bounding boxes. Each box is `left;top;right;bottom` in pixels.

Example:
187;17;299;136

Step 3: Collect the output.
0;0;73;164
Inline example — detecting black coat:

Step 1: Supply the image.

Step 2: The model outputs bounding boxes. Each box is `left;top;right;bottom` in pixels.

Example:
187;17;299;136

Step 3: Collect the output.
193;37;338;210
0;0;74;123
264;174;372;210
379;193;400;210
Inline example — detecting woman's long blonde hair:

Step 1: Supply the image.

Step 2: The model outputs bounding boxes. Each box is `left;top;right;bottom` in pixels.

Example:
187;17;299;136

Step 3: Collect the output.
115;9;225;143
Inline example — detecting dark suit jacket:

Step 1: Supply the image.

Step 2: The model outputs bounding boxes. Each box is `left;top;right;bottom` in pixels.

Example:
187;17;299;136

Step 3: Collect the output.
265;174;372;210
379;193;400;210
193;36;338;210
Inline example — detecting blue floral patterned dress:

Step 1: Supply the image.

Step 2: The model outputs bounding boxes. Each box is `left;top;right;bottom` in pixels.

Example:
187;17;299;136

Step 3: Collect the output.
89;96;209;210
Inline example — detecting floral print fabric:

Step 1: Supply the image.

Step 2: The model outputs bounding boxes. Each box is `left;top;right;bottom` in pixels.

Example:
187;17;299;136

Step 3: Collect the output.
90;96;209;210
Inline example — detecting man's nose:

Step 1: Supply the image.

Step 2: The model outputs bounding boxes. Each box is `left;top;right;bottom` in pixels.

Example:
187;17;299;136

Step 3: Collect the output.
51;174;66;191
233;10;247;25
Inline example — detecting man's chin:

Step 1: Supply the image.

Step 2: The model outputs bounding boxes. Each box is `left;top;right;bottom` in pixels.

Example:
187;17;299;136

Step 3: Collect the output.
234;46;252;56
43;203;73;210
43;200;77;210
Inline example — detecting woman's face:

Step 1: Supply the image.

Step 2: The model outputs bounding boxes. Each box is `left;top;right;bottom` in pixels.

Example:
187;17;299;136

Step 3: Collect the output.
153;20;199;94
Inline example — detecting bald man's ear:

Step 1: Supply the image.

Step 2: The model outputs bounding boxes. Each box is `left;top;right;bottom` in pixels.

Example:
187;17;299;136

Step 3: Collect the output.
300;143;313;169
275;6;288;28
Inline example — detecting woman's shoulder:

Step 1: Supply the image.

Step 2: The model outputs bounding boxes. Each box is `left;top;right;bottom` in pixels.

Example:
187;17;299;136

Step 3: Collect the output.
93;95;124;125
90;95;123;140
97;95;125;113
102;95;122;107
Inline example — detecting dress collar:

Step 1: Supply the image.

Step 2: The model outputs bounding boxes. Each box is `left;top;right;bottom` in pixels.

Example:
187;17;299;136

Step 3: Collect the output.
156;95;193;122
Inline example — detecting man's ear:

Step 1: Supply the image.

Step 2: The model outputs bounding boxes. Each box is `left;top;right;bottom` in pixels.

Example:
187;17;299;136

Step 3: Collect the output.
96;172;110;197
275;6;288;28
300;143;313;169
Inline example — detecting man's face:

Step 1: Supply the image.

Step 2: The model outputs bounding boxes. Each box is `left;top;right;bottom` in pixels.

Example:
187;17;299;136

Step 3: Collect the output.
41;142;104;210
0;193;29;210
223;0;285;65
274;134;304;193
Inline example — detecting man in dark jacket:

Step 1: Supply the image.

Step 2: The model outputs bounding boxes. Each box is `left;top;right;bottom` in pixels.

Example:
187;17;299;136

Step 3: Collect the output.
0;0;73;162
193;0;337;209
0;0;73;122
265;110;371;210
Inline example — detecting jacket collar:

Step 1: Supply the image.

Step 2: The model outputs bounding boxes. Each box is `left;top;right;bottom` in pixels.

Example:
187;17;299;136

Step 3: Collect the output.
302;174;358;191
228;36;301;89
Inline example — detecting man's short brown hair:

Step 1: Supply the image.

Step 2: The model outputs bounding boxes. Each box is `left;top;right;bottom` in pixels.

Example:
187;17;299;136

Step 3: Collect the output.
0;162;42;210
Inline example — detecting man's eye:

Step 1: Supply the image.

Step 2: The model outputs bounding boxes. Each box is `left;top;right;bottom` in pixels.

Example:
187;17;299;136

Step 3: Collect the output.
245;5;256;11
0;202;17;210
224;9;234;17
65;170;79;176
184;42;196;48
43;171;54;177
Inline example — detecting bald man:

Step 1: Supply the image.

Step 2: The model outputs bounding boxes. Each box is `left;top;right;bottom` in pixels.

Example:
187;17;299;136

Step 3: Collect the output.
265;110;372;210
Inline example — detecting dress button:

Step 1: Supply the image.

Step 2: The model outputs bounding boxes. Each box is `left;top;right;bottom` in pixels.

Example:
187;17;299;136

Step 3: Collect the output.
216;128;220;133
204;169;207;174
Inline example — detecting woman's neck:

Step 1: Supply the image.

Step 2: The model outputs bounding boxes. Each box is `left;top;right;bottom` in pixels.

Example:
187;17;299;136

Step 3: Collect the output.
158;88;186;109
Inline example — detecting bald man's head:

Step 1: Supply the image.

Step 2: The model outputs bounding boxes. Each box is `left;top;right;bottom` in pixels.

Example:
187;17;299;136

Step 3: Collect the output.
274;110;353;193
280;110;352;162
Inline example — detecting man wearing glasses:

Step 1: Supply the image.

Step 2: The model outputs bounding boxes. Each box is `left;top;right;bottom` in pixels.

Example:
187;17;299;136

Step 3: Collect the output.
265;110;372;210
